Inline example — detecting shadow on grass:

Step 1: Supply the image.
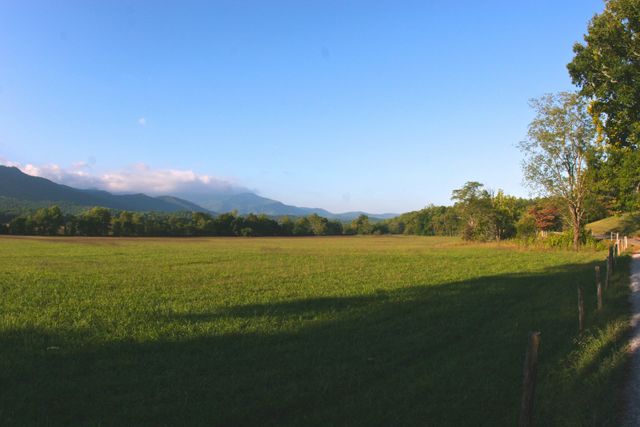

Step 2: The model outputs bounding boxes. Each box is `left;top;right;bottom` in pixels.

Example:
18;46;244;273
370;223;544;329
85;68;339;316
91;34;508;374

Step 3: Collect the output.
613;214;640;236
0;260;631;427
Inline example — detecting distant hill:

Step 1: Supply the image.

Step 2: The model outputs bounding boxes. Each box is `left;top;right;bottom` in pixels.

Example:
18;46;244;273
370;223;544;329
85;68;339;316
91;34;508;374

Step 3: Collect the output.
587;214;640;237
0;165;399;220
0;166;210;213
181;192;398;221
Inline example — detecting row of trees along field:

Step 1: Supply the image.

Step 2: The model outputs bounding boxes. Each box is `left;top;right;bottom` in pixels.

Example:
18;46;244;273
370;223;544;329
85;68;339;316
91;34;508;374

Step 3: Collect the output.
0;206;382;237
385;182;603;242
1;184;597;241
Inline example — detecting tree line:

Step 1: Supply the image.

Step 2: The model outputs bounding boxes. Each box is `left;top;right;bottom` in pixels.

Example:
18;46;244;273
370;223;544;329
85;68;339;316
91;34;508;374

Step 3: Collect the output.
0;205;391;237
384;182;590;242
1;181;592;242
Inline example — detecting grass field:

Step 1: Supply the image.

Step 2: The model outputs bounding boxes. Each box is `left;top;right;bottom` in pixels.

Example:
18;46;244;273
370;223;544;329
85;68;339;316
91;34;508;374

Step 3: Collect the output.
587;214;640;237
0;236;631;426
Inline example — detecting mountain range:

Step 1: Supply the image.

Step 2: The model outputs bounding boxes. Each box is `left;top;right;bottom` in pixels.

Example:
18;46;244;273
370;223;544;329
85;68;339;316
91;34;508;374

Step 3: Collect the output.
0;166;397;220
181;192;397;221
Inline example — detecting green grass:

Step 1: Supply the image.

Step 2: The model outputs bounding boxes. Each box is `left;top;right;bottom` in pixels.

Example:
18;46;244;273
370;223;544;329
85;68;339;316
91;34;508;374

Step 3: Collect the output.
0;236;631;426
587;214;640;236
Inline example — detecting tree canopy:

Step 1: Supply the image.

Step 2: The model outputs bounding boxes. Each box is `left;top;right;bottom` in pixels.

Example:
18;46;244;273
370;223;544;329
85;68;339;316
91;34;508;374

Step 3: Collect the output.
568;0;640;148
567;0;640;212
519;92;596;250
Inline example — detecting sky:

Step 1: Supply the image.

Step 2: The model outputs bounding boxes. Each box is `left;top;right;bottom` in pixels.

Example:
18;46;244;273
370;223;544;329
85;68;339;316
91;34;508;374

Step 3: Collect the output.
0;0;605;214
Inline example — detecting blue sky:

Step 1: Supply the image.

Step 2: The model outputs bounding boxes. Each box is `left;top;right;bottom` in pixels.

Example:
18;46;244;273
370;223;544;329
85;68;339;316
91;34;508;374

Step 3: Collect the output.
0;0;604;213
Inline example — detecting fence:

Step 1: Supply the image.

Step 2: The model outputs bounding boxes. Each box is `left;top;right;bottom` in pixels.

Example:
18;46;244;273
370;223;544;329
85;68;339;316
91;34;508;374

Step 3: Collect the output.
518;236;629;426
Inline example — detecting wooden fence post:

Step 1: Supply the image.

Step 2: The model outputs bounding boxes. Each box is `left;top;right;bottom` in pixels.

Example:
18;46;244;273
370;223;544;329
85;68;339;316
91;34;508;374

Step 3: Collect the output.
519;331;541;427
596;266;602;311
578;285;585;333
605;255;610;289
611;245;616;272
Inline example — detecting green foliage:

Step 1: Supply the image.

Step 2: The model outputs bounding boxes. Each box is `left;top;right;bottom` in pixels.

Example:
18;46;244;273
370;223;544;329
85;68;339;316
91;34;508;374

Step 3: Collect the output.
0;193;601;247
31;205;64;235
522;229;606;251
568;0;640;212
387;205;460;236
371;221;389;235
349;214;373;235
587;146;640;212
520;92;596;250
279;216;295;236
240;227;254;237
78;207;112;236
2;205;346;238
0;236;627;425
0;196;90;216
568;0;640;149
385;190;540;242
293;217;312;236
9;216;30;235
544;232;584;250
492;190;520;240
452;182;528;241
516;213;537;238
308;213;330;235
112;211;139;236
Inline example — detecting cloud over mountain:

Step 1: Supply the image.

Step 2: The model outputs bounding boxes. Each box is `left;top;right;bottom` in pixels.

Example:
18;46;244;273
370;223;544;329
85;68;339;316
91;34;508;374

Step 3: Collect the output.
0;158;243;195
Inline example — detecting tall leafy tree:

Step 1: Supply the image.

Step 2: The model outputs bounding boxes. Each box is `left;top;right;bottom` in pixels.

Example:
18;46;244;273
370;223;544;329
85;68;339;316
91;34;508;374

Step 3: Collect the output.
350;214;373;235
492;191;522;240
279;216;295;236
308;214;329;235
293;217;312;236
568;0;640;148
567;0;640;210
451;182;496;241
79;207;112;236
31;205;64;235
9;216;30;235
112;211;137;236
519;92;596;250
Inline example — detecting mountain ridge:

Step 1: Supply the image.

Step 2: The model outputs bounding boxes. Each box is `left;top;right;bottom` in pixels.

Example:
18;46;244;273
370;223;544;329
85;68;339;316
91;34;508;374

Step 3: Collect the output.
0;166;210;213
175;192;397;220
0;165;399;220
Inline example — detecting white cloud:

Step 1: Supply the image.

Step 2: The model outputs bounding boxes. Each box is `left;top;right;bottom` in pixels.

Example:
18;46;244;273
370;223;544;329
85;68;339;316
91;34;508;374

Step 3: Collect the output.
138;117;147;126
15;161;103;190
99;163;241;195
0;157;20;168
3;159;243;195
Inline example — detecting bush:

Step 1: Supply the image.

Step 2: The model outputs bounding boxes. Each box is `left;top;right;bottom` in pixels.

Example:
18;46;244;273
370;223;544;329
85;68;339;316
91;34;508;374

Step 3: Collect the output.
516;214;537;238
520;229;606;251
240;227;255;237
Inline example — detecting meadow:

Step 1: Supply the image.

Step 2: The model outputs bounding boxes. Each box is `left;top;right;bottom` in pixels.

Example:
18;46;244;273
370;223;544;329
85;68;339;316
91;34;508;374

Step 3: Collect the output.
0;235;631;426
587;214;640;237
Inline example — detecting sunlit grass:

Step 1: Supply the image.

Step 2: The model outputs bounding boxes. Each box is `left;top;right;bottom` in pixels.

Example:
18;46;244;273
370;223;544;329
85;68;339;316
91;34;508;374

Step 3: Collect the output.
0;235;630;426
587;214;640;237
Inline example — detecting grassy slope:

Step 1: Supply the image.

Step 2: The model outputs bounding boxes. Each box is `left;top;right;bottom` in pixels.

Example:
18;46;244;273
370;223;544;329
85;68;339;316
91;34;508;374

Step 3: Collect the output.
587;214;640;236
0;236;631;426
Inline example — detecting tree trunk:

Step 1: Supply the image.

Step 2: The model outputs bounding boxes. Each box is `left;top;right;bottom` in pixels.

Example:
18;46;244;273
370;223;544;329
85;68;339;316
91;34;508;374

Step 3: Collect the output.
572;211;580;252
